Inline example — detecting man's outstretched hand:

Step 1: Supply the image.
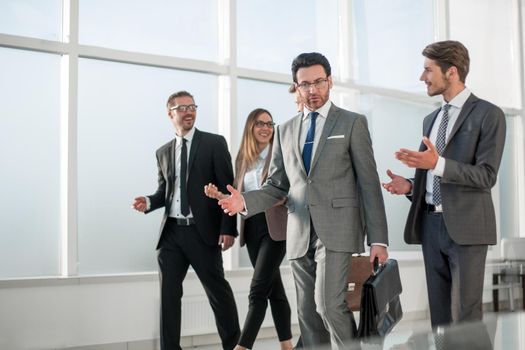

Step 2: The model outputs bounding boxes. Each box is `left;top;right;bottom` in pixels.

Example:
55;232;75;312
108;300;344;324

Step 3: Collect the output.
218;185;245;216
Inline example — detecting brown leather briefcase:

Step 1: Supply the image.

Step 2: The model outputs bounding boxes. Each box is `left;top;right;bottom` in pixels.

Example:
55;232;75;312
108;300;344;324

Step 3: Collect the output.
346;255;373;311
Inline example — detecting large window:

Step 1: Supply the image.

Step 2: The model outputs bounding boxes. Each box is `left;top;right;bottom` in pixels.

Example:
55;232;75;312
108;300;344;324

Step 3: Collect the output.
79;0;219;61
0;1;523;279
237;0;340;76
360;95;437;251
353;0;434;91
77;59;218;274
0;48;61;278
449;0;522;109
498;116;523;240
0;0;62;41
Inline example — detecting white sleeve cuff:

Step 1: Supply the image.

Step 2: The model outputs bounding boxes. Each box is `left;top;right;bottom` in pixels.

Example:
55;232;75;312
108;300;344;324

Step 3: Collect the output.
240;196;248;216
432;156;446;177
371;243;388;247
145;196;151;211
407;178;414;196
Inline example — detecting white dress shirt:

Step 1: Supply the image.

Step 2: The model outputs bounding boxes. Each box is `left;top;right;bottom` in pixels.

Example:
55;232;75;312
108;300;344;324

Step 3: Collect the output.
425;88;472;210
243;145;270;192
168;127;195;218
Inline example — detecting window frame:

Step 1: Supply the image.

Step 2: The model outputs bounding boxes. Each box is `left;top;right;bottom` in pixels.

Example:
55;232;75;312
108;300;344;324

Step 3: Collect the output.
0;0;523;281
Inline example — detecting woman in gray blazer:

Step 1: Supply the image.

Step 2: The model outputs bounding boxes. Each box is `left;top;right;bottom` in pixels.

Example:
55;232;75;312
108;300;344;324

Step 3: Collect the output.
206;108;293;350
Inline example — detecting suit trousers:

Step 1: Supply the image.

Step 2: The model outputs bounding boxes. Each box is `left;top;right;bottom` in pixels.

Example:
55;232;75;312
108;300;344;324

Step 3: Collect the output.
290;225;358;350
421;211;488;327
238;213;292;348
157;220;240;350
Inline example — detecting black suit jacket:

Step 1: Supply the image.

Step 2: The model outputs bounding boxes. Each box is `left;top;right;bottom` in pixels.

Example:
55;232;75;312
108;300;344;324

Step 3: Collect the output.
147;128;237;248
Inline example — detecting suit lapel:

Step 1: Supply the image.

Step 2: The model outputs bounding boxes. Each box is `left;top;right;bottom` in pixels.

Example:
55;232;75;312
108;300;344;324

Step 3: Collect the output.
310;105;338;172
168;138;177;183
292;113;306;174
188;129;201;174
421;109;440;151
445;93;478;150
261;143;273;183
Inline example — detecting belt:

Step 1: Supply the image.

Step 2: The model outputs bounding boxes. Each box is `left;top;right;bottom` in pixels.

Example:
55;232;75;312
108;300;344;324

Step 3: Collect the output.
168;217;196;226
425;204;443;213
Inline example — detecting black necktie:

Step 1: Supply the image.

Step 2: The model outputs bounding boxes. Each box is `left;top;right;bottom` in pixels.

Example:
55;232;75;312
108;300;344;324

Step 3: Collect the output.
302;112;318;174
432;104;450;206
180;138;189;216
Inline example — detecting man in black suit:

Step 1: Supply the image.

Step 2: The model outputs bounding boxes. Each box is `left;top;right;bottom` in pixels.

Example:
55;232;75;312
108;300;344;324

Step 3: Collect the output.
133;90;240;350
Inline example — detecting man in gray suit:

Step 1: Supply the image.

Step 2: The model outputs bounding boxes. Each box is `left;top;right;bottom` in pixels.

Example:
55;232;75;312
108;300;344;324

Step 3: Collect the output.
218;52;389;349
383;41;506;327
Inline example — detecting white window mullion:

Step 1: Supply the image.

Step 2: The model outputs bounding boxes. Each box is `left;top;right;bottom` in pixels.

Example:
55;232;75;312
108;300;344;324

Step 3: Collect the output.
60;0;79;277
218;0;240;269
338;0;353;83
433;0;449;40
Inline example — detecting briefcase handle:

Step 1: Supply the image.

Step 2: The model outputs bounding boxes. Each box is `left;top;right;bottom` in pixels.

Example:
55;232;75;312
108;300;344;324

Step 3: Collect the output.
372;257;383;276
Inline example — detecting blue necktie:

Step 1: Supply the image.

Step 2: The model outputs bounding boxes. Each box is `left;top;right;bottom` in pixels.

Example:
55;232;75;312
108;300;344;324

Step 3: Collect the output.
302;112;318;174
432;104;450;206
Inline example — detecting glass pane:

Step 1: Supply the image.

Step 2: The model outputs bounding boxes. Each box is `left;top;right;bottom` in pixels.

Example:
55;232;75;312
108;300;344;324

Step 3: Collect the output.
360;95;436;251
77;58;218;275
237;0;339;76
353;0;434;91
0;48;61;278
498;116;520;239
79;0;218;61
0;0;62;41
236;79;299;267
449;0;521;109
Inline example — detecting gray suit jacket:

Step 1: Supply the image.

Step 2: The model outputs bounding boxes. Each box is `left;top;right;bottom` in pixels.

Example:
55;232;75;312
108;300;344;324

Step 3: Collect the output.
244;103;388;259
405;93;506;245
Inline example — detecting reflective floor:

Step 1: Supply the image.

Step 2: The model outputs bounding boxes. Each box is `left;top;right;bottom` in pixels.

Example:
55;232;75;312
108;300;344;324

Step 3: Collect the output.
185;311;525;349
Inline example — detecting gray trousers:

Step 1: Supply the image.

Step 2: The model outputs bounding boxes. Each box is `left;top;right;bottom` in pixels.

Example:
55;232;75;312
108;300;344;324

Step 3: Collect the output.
290;229;358;350
422;211;488;327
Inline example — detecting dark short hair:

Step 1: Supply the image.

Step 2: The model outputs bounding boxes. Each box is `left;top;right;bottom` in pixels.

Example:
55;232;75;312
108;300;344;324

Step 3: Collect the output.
422;40;470;83
291;52;331;83
166;90;194;108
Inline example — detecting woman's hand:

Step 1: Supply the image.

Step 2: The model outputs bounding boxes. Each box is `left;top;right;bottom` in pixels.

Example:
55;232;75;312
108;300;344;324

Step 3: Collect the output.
204;183;228;201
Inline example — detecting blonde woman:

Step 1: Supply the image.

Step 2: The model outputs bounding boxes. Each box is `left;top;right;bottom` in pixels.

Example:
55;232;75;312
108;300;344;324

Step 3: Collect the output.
205;108;293;350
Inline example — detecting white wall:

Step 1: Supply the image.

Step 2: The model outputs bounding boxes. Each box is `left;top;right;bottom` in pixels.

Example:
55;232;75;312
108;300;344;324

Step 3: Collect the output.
0;258;430;350
1;253;516;350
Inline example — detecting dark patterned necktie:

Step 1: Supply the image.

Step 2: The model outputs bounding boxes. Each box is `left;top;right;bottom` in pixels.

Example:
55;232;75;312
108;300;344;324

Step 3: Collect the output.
432;104;451;206
302;112;318;174
180;138;189;216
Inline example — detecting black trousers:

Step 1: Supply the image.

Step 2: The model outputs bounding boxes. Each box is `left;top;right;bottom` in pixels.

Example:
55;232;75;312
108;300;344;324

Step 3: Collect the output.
238;213;292;348
157;220;240;350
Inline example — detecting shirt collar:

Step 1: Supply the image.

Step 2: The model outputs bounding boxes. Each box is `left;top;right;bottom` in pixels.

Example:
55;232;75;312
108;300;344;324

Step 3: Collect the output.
303;100;332;121
176;127;195;142
443;87;471;110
